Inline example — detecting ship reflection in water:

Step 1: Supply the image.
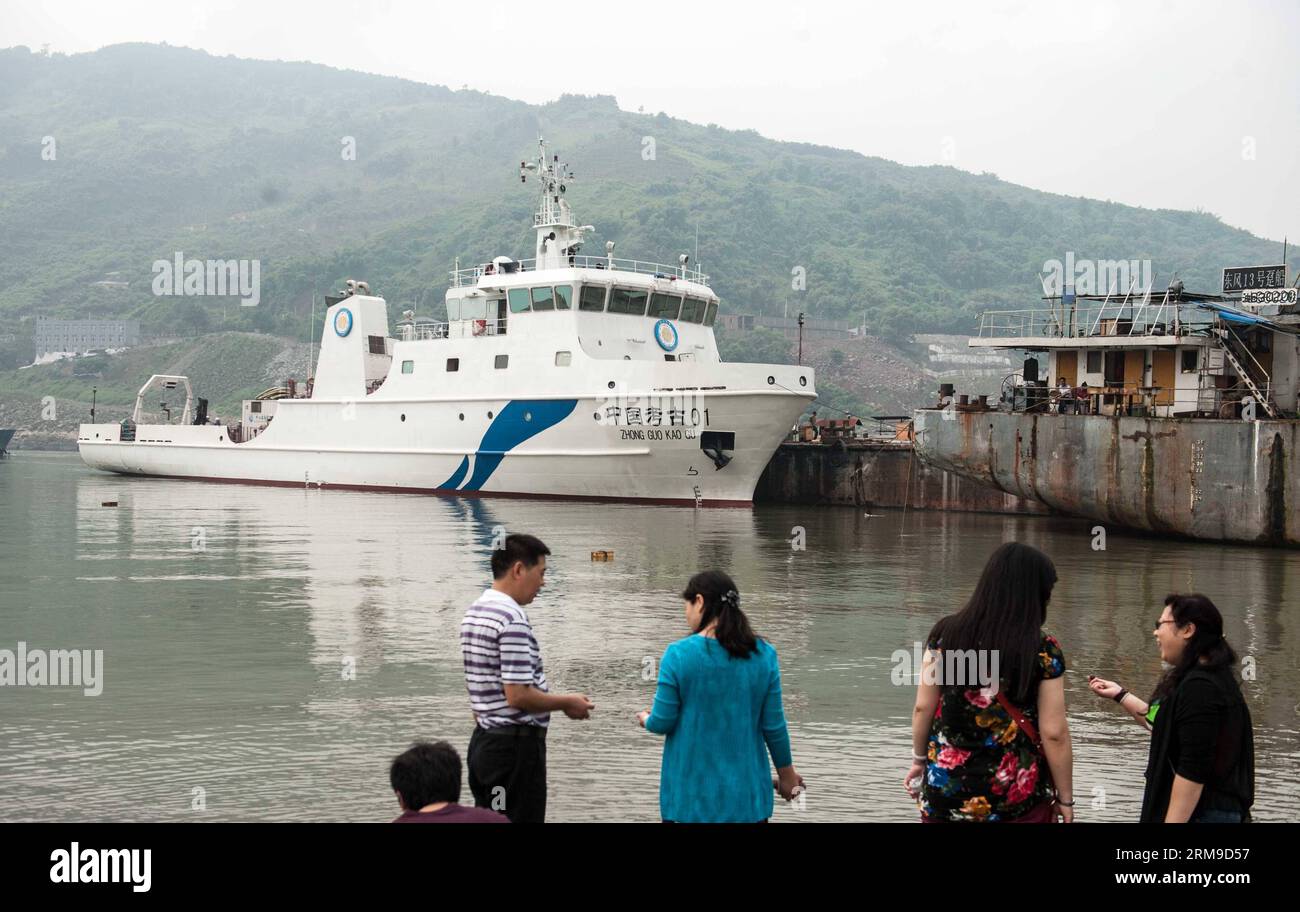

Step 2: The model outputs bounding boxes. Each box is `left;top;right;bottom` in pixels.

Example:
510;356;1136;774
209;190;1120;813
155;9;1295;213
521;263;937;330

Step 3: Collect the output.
2;453;1298;821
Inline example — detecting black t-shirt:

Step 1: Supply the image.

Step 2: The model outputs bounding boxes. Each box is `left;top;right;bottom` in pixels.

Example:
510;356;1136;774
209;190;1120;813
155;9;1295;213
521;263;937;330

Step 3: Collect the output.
1140;665;1254;822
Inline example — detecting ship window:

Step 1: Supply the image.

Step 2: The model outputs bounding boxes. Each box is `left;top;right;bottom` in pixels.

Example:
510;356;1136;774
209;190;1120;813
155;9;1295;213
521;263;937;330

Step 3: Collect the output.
495;354;509;369
531;286;555;311
680;297;705;323
703;301;719;326
1181;349;1198;373
250;401;262;413
446;358;459;372
369;335;387;355
649;293;682;319
579;285;607;312
1086;350;1102;373
609;286;648;316
555;351;572;366
554;284;572;310
402;360;414;374
508;288;531;313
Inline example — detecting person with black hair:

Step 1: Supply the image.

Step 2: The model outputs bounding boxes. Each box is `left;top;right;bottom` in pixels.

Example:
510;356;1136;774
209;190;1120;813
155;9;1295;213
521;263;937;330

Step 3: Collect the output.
1088;594;1254;822
460;533;594;823
636;570;803;822
390;741;508;823
905;542;1075;822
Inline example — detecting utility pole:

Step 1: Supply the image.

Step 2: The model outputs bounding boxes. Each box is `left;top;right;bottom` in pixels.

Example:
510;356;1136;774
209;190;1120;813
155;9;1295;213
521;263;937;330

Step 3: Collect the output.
798;312;805;365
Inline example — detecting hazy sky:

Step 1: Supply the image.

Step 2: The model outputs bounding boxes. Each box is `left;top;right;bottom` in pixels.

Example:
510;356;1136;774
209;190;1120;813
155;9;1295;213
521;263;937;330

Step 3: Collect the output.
6;0;1298;243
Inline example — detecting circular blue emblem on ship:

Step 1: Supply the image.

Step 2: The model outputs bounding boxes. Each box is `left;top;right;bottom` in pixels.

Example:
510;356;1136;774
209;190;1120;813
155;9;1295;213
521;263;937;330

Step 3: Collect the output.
333;307;354;337
654;319;678;352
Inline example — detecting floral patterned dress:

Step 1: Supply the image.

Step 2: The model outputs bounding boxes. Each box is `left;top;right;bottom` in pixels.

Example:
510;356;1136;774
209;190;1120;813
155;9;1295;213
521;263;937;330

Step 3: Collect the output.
919;633;1066;822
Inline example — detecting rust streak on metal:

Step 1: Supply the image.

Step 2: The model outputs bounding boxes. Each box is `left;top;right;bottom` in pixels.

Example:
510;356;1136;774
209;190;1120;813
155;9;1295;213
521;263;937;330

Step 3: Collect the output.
1122;429;1178;443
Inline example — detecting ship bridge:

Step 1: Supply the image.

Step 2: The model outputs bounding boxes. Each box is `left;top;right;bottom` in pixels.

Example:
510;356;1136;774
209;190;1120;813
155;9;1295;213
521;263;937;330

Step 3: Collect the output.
428;137;722;363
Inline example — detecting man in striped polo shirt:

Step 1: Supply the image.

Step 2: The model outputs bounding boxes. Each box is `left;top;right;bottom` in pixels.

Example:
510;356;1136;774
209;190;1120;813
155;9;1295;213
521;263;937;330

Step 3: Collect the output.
461;533;594;823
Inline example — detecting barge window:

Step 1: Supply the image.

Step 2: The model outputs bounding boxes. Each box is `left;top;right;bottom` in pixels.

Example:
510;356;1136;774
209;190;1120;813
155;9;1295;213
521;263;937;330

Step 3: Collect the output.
648;293;682;319
554;284;572;310
531;286;555;311
446;358;459;372
508;288;531;313
579;285;607;312
401;360;414;374
608;286;648;316
555;351;572;366
1181;349;1198;373
495;355;509;369
703;301;719;327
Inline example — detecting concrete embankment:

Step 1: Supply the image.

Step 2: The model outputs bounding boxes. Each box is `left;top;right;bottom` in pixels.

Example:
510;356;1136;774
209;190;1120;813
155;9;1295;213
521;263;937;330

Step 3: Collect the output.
754;440;1047;514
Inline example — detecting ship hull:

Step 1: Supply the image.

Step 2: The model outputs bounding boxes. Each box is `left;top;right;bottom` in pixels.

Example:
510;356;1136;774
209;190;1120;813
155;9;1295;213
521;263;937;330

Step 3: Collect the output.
78;389;811;506
913;409;1300;546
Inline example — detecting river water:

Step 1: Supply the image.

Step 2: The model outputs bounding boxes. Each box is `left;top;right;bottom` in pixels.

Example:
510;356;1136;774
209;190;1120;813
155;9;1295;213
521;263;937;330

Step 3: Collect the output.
1;451;1296;822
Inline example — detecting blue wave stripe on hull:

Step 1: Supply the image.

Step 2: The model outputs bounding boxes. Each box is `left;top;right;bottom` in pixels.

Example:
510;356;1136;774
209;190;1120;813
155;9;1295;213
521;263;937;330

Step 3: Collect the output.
459;399;579;492
437;455;470;490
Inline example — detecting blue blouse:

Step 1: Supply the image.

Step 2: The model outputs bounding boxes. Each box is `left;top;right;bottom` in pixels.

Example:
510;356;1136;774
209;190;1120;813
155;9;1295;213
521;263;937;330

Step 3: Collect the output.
644;634;794;823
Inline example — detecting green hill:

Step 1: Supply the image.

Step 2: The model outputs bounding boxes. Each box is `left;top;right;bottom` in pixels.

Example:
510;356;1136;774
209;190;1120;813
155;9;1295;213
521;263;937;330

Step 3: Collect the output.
0;42;1287;440
0;42;1284;343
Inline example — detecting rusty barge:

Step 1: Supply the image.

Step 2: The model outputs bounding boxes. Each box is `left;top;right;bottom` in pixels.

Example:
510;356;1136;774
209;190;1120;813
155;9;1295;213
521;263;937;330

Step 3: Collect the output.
913;267;1300;546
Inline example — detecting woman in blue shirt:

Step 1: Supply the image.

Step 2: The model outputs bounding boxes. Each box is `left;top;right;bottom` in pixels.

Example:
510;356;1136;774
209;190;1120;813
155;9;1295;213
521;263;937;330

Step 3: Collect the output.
637;570;803;822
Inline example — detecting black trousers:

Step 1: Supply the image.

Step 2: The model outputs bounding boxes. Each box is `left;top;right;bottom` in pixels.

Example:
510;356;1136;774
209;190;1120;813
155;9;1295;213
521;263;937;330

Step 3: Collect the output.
467;725;547;824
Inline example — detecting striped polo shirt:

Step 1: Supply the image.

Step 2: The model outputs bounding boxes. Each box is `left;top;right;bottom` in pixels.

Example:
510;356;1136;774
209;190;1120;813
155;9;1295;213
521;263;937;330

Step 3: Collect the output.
461;588;550;728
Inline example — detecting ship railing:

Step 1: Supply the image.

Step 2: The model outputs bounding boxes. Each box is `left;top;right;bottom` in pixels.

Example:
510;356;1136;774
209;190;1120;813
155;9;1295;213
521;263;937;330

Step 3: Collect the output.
976;305;1212;340
397;318;508;341
1195;383;1273;418
534;212;578;228
450;256;710;287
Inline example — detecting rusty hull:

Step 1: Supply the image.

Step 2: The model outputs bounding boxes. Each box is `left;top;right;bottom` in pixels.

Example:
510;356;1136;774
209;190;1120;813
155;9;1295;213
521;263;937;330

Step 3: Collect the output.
755;441;1047;514
912;409;1299;546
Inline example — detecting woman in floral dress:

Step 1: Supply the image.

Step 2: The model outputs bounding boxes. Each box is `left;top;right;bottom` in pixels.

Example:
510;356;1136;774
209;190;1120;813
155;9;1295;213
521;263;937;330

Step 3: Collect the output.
904;542;1075;822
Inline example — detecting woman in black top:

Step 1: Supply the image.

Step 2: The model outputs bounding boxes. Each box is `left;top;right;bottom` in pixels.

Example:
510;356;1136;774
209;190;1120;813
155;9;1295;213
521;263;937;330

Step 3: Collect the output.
1089;594;1254;822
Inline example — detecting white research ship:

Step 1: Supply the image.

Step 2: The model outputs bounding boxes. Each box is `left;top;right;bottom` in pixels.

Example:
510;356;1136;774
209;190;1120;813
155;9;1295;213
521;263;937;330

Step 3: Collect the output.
78;140;816;505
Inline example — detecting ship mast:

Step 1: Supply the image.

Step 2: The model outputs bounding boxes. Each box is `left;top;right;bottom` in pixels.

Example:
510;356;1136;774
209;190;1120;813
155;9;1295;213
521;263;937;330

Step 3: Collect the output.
519;137;592;270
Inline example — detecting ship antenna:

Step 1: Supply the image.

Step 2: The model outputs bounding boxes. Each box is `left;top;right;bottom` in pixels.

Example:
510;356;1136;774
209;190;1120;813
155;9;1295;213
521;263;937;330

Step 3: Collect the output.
519;136;574;229
520;136;587;268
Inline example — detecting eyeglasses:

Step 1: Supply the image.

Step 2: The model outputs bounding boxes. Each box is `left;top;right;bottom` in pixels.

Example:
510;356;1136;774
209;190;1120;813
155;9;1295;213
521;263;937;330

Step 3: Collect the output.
1154;618;1177;629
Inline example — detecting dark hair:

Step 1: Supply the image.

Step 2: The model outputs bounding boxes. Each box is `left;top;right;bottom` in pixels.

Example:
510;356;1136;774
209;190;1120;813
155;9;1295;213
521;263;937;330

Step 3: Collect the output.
1150;594;1236;703
491;533;550;579
390;741;462;810
682;570;759;659
926;542;1058;703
